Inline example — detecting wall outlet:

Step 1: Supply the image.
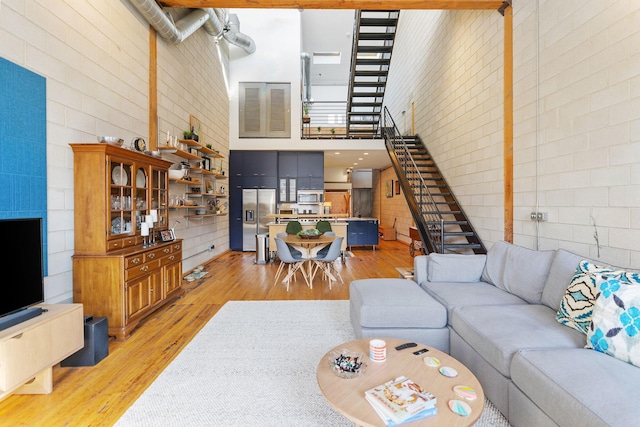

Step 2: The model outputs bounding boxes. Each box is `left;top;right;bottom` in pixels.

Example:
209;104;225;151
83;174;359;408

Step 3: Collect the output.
530;212;548;222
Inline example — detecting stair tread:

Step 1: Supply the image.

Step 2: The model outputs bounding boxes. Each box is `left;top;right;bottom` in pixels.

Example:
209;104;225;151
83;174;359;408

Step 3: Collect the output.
423;210;462;214
354;71;389;77
426;220;468;225
443;232;475;236
359;18;399;26
353;81;387;87
352;91;386;96
358;33;396;40
357;46;394;53
444;243;482;249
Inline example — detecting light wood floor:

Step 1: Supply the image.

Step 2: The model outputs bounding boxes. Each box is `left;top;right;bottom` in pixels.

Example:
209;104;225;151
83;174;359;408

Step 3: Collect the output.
0;239;414;426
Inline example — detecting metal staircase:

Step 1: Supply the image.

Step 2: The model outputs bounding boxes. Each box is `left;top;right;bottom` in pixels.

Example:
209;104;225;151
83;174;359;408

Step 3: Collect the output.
382;107;486;255
346;10;399;139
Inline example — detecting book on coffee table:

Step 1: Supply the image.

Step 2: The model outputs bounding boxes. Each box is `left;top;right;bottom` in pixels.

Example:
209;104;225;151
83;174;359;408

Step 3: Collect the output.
366;395;438;426
364;376;437;425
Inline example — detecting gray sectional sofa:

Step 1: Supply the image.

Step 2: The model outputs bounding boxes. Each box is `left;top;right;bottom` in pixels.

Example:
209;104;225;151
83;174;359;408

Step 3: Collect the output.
350;241;640;427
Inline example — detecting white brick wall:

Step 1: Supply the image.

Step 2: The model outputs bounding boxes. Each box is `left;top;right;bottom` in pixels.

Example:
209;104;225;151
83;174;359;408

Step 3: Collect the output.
372;168;412;245
0;0;229;303
384;2;640;268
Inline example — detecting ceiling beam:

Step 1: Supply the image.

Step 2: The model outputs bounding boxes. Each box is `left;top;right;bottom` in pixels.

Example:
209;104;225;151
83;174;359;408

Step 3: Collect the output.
159;1;504;10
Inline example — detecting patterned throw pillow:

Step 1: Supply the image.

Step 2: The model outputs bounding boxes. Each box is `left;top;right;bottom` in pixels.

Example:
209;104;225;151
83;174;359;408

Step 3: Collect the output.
586;274;640;368
556;260;620;334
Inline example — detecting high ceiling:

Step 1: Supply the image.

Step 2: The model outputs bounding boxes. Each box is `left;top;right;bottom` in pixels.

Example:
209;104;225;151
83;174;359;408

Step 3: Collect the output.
300;9;355;87
159;0;506;170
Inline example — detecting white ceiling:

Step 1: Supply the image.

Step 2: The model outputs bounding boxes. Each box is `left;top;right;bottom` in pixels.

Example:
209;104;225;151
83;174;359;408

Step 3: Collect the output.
323;149;391;170
300;9;355;87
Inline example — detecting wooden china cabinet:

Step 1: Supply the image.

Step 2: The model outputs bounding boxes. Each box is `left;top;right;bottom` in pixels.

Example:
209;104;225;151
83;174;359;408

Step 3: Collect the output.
70;143;184;341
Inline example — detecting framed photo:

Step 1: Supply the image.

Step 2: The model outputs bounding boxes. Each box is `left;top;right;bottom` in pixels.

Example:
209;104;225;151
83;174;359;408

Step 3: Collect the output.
386;180;393;198
395;180;400;195
188;147;199;156
159;229;175;242
190;114;202;143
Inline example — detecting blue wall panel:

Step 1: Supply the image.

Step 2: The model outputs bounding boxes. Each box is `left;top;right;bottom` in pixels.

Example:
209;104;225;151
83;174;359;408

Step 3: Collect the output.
0;57;48;275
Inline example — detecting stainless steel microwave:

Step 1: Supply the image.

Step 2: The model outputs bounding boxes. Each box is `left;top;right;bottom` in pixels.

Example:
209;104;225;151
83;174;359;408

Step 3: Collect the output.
297;190;324;204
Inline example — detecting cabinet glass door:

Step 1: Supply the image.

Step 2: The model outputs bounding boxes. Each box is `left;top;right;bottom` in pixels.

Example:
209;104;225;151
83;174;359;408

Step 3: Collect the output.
109;158;134;236
133;166;148;232
288;178;296;202
151;167;168;228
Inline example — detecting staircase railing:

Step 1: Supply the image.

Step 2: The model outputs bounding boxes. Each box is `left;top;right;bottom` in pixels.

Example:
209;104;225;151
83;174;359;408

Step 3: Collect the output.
382;107;444;253
383;107;486;254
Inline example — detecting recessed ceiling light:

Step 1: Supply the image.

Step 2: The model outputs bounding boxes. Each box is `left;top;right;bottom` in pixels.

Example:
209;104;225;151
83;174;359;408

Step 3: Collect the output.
364;152;369;155
358;158;363;161
334;152;340;155
353;162;358;165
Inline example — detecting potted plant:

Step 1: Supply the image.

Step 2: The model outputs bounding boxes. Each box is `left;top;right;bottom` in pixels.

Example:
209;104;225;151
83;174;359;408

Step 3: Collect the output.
317;126;322;134
303;105;309;118
330;128;336;137
183;130;193;140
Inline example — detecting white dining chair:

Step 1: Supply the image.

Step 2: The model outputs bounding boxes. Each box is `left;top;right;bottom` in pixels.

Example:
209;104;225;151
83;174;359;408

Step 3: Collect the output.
311;237;344;289
274;238;309;290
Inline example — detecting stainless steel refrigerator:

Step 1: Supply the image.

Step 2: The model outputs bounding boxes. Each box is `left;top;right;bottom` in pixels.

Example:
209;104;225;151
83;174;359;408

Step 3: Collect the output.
242;188;276;251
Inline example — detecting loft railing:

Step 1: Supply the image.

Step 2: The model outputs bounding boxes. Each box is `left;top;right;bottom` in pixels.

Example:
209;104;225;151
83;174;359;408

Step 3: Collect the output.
301;101;381;139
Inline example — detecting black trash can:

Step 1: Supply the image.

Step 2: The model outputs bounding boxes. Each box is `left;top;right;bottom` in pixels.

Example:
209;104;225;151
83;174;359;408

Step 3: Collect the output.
61;316;109;367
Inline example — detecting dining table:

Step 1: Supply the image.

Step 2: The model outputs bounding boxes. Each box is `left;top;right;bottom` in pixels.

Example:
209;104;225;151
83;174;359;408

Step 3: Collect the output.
281;234;337;288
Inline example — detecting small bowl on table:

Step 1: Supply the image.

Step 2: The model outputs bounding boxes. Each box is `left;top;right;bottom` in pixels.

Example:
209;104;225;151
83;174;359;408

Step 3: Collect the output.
328;349;366;379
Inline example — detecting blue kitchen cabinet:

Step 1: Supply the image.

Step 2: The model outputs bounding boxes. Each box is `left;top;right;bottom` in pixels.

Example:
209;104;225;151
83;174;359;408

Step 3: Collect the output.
296;152;324;190
347;219;379;248
229;150;277;250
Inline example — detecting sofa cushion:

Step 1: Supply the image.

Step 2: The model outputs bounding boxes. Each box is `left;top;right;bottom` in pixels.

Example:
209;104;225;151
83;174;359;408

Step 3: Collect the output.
451;304;585;377
427;253;486;282
586;277;640;368
481;241;555;304
421;281;527;322
556;260;621;334
511;348;640;427
350;279;447;329
541;249;584;310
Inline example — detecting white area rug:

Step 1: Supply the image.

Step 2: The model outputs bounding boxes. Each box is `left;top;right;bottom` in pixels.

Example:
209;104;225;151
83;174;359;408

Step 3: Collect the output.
116;300;511;426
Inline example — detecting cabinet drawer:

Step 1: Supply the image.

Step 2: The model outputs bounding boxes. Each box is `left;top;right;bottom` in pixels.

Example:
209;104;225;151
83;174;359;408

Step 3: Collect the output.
0;307;83;392
122;236;137;248
125;259;161;281
170;242;182;252
125;253;144;269
160;251;181;267
108;239;125;251
145;247;170;262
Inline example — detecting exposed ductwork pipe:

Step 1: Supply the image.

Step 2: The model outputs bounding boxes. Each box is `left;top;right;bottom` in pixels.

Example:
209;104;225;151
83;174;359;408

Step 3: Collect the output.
202;9;256;54
301;52;312;103
128;0;255;54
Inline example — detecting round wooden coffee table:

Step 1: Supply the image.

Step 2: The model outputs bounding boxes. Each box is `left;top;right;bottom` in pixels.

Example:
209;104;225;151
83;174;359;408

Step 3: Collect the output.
317;338;484;426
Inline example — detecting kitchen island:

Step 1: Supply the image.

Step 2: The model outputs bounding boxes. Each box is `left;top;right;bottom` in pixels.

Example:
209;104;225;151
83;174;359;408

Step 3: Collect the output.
265;213;348;223
267;221;348;256
266;215;379;256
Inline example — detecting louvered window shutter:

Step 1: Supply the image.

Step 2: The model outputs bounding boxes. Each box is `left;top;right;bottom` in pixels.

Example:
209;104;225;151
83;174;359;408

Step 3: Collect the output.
239;83;290;138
